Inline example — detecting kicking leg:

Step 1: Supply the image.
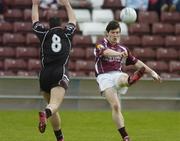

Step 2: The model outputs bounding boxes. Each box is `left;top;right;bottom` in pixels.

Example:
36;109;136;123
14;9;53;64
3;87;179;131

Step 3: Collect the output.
116;67;145;88
128;67;145;86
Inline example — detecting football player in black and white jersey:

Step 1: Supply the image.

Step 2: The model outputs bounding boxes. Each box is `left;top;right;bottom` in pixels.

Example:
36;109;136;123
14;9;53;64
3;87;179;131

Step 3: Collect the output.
32;0;76;140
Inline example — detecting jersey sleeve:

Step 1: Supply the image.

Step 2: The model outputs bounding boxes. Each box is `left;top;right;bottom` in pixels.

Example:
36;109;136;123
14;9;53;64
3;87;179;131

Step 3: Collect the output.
95;43;106;58
64;23;76;39
32;21;47;42
95;38;109;57
126;48;138;66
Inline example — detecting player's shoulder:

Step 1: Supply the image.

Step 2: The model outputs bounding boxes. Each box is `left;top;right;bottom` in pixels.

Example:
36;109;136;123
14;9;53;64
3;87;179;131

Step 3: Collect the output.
96;37;107;49
64;23;76;36
32;21;47;33
33;21;44;28
65;22;76;29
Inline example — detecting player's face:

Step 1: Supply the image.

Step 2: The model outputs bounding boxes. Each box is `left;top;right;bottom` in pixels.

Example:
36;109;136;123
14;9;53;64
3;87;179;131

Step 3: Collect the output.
107;28;120;44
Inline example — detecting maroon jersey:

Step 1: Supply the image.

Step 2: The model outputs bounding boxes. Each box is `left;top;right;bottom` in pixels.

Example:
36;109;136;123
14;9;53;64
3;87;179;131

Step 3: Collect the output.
95;38;137;76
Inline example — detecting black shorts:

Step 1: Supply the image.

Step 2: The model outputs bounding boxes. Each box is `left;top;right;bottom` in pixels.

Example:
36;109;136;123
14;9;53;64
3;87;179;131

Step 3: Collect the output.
39;63;69;93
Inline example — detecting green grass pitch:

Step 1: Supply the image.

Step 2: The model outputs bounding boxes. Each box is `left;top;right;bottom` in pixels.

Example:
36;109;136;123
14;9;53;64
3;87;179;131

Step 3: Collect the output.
0;110;179;141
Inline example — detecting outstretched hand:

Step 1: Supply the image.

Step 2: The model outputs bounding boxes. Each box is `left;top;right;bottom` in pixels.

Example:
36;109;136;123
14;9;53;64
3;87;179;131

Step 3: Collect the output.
151;71;162;83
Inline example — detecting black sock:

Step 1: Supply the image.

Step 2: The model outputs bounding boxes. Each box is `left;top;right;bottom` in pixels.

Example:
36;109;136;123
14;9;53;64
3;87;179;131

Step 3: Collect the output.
118;127;128;139
54;129;63;140
45;108;52;118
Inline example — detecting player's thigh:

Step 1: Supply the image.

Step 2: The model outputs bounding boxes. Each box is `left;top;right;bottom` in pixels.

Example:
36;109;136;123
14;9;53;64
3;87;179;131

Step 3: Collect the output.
115;72;129;87
104;87;120;107
96;73;114;92
49;86;65;107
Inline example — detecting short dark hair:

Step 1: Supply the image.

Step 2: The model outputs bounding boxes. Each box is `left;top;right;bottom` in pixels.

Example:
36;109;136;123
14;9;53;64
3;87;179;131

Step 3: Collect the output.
49;17;61;28
106;20;120;33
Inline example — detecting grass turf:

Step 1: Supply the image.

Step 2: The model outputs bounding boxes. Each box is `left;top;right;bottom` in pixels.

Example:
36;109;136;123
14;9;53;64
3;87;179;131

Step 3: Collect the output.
0;110;179;141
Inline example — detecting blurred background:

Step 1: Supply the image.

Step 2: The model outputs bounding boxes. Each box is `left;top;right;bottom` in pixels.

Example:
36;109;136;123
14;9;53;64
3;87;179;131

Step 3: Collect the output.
0;0;179;110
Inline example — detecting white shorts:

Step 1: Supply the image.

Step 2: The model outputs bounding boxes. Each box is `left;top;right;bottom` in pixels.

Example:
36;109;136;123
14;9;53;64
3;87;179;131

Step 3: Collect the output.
96;71;128;95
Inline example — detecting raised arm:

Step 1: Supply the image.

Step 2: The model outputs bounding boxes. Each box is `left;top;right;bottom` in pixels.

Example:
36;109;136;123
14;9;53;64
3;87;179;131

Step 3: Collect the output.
59;0;76;25
32;0;40;24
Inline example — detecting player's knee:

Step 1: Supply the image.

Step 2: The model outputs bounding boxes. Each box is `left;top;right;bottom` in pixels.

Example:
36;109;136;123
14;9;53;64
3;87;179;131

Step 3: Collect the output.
112;103;120;112
49;104;59;112
117;73;129;87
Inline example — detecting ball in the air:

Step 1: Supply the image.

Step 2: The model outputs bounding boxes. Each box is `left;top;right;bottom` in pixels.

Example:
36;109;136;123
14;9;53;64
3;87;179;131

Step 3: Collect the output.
120;7;137;24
